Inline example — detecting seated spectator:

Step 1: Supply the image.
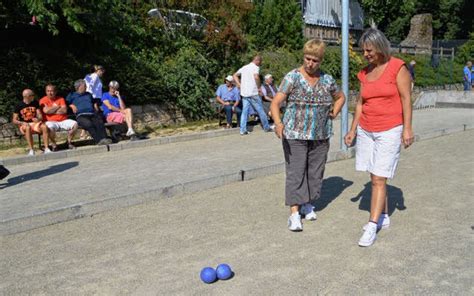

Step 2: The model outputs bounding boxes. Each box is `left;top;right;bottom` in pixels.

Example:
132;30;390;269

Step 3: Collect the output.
40;84;78;150
66;79;111;145
260;74;278;118
215;75;242;128
101;81;136;136
12;89;51;156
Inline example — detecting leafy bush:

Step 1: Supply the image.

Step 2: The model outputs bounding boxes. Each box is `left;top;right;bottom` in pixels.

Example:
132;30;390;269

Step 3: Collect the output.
394;54;463;87
455;32;474;64
161;45;215;120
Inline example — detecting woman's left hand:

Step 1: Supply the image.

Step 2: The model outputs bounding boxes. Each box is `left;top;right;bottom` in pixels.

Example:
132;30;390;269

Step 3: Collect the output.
402;127;414;148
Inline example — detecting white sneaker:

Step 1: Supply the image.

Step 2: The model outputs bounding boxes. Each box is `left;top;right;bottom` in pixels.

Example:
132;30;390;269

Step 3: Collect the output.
363;215;390;231
359;222;377;247
300;203;317;221
44;148;52;154
28;149;35;156
288;213;303;232
126;129;136;137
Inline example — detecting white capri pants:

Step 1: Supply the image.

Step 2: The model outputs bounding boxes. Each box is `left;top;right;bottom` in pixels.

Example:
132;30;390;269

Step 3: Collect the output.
45;119;77;132
355;125;403;179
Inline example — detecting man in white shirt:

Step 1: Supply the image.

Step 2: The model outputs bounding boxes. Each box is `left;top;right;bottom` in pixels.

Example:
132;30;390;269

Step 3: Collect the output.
233;55;271;135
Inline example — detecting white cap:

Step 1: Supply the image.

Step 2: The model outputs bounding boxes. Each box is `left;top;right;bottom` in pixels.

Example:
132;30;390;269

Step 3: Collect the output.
225;75;233;82
264;74;272;80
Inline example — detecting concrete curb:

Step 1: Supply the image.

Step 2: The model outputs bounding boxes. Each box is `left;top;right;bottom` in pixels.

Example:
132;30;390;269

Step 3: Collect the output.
0;128;238;166
1;125;472;236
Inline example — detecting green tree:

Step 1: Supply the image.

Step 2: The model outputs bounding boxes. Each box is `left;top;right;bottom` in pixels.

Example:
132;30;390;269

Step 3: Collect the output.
360;0;471;41
247;0;304;51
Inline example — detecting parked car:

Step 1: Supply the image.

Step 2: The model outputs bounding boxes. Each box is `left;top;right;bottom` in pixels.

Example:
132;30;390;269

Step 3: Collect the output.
147;8;209;32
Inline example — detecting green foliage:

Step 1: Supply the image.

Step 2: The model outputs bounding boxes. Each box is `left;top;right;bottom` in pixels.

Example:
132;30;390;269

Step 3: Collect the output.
247;0;304;51
321;47;363;90
258;47;301;84
161;45;215;119
455;32;474;64
0;0;469;121
360;0;471;42
394;54;463;87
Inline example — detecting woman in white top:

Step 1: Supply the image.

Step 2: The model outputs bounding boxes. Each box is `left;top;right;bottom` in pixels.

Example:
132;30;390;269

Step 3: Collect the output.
84;65;105;102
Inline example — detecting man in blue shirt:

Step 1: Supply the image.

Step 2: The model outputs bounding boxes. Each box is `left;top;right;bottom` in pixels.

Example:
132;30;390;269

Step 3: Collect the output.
67;79;111;145
215;75;242;128
463;61;472;91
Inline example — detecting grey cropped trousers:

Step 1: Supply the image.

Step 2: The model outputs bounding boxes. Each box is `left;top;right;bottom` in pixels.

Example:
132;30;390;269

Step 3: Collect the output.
283;138;330;206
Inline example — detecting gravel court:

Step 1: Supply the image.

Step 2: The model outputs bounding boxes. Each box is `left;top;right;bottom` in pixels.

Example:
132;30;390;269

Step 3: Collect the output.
1;130;473;295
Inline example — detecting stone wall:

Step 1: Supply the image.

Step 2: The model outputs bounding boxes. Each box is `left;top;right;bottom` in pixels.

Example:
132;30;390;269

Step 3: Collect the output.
400;14;433;54
0;117;19;144
131;103;186;130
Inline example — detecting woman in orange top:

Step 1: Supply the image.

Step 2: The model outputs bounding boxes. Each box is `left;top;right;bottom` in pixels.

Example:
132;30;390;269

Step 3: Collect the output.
344;28;414;247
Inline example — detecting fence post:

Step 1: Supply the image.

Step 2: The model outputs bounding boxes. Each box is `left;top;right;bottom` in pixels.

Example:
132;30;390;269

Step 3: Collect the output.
440;47;444;58
451;47;455;60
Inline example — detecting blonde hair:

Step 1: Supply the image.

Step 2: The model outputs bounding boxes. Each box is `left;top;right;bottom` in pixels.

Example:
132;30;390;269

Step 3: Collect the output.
93;65;104;72
303;39;326;58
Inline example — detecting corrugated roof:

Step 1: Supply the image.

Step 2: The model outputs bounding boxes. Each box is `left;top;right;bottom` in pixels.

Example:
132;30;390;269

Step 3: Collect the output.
304;0;364;30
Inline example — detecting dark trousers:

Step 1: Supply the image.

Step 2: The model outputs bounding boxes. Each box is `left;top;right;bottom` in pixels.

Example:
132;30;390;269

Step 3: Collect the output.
223;104;242;125
76;114;107;144
283;138;330;206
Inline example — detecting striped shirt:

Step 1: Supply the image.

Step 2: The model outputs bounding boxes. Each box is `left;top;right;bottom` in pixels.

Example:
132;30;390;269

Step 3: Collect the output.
279;69;339;140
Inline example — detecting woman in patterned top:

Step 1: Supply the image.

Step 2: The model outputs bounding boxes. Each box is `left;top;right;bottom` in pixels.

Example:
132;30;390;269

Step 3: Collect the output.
270;39;345;232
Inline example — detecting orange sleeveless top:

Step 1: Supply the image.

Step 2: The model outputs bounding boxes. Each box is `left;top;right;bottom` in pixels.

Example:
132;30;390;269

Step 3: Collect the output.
357;57;405;132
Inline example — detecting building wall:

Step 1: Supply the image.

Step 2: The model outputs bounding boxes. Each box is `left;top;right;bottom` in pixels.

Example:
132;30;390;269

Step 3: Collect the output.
303;0;364;42
304;25;362;43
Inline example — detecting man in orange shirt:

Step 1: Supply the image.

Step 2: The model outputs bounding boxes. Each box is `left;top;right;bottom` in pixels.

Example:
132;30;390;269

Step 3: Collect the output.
39;84;78;150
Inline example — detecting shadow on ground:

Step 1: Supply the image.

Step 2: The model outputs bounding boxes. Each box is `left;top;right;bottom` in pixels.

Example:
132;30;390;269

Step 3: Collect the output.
351;182;407;216
314;176;354;212
0;161;79;188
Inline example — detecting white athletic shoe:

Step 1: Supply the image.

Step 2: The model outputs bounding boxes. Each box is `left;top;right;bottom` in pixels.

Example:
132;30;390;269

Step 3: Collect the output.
288;212;303;232
363;215;390;231
44;148;52;154
126;129;136;137
300;203;317;221
359;222;377;247
27;149;35;156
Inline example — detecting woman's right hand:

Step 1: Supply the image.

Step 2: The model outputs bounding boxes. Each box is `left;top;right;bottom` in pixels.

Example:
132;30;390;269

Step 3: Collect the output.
344;131;356;147
274;123;284;139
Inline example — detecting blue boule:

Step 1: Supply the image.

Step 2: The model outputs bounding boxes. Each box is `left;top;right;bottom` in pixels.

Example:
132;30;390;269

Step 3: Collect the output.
200;267;217;284
216;263;233;280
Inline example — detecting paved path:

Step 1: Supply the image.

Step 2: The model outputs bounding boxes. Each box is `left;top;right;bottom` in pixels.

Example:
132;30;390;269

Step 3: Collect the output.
0;108;473;235
1;130;472;294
